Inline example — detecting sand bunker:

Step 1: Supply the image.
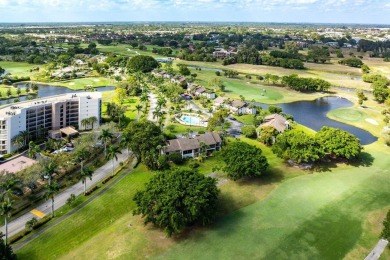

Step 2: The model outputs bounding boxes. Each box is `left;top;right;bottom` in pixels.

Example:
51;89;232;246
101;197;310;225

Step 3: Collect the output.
365;118;379;125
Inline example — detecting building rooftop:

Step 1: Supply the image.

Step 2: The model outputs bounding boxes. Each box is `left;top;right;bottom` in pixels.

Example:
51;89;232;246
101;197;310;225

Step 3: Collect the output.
0;155;37;174
0;92;101;119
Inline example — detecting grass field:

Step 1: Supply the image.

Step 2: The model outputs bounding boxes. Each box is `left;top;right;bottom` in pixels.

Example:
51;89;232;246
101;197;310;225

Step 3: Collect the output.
50;77;114;90
16;137;390;260
0;61;41;77
0;85;30;99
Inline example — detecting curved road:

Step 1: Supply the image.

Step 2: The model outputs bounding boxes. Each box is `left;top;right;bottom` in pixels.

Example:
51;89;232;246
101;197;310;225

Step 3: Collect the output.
0;149;130;238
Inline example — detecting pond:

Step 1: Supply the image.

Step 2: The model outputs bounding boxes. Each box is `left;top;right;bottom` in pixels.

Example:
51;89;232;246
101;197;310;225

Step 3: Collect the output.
0;84;115;106
254;97;377;145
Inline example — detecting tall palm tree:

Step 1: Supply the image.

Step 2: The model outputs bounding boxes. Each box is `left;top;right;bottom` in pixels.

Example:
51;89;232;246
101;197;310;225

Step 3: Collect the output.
0;176;21;245
81;118;89;130
45;181;60;218
135;104;143;120
157;96;166;109
11;134;24;150
120;132;131;156
0;200;13;246
75;148;88;172
98;129;113;155
19;130;31;147
43;161;57;185
28;141;40;159
106;145;122;176
140;93;148;104
79;167;94;195
89;116;98;129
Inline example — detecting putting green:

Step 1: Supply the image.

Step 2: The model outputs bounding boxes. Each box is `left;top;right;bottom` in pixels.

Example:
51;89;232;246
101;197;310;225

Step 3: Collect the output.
328;108;365;122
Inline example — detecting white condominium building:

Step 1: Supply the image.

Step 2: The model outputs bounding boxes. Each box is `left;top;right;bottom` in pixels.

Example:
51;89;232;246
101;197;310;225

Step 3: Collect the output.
0;92;102;154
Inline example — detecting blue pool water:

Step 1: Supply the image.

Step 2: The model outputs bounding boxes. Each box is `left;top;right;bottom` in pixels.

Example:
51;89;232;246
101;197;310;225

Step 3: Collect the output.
181;115;201;125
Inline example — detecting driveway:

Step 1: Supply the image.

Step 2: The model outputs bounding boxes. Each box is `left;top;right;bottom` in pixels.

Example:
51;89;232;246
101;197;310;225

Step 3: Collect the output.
0;149;130;238
147;92;158;122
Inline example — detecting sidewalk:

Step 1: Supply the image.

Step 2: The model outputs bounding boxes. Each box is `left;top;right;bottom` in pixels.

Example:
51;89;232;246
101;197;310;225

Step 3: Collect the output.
0;149;130;238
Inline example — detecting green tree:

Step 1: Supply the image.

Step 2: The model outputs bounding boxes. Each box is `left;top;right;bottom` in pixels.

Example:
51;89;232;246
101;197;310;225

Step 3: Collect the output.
28;141;40;159
79;167;94;195
45;181;60;218
16;87;21;96
127;55;159;73
0;231;16;259
133;168;219;236
272;129;323;163
177;64;191;76
81;118;90;130
356;89;367;106
220;141;269;181
125;121;164;170
381;210;390;240
105;145;122;176
258;126;279;146
315;127;362;160
6;88;11;97
135;104;143;120
89;116;98;129
98;129;114;155
42;161;57;184
120;131;131;156
241;125;257;138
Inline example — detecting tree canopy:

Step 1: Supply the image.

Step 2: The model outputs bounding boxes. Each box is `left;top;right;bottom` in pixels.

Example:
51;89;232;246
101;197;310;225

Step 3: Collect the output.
272;129;323;163
124;120;164;170
127;55;159;72
281;74;331;92
220;141;269;180
316;127;362;160
0;232;16;260
133;168;219;236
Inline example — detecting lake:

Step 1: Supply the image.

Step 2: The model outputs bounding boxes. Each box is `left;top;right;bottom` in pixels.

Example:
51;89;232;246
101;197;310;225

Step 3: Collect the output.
0;84;115;106
255;96;377;145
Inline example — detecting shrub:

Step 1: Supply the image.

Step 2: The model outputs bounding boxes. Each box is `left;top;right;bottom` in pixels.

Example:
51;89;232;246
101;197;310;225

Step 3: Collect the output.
241;125;257;138
167;152;184;164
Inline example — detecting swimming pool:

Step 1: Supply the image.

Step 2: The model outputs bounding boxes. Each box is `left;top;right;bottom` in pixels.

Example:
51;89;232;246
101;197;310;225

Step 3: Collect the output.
181;115;201;125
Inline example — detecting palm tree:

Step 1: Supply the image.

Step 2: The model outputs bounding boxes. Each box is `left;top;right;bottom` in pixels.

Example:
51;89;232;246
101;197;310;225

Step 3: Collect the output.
135;104;143;120
44;181;60;218
43;161;57;185
81;118;89;130
28;141;40;159
98;129;113;155
89;116;98;129
79;167;94;195
208;107;213;117
105;145;122;176
19;130;31;147
153;109;163;122
11;134;24;150
75;148;88;172
0;200;13;246
0;176;21;245
157;96;166;109
120;132;131;156
140;93;148;104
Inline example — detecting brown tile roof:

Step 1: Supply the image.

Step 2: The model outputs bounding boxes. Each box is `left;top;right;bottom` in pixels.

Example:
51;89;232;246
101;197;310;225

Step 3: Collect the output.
260;114;289;132
164;132;221;153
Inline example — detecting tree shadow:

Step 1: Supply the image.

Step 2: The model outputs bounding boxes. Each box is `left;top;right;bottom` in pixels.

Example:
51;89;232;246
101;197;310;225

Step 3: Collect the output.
348;152;375;167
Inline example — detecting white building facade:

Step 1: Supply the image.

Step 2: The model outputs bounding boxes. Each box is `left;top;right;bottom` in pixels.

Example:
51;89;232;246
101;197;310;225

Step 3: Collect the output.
0;92;101;154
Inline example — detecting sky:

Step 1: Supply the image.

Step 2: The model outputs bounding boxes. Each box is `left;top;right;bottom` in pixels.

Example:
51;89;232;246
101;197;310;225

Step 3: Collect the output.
0;0;390;24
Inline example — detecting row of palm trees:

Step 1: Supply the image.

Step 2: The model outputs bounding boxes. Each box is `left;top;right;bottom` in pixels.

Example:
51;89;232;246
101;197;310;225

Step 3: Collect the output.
80;116;98;130
0;128;127;245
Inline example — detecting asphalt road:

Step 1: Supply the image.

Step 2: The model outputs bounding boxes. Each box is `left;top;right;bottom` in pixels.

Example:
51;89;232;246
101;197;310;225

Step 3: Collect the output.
0;149;130;238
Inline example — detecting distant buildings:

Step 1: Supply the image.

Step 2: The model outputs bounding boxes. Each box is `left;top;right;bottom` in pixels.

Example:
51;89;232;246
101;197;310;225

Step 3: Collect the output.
212;48;237;58
0;92;101;154
213;97;256;115
162;132;222;158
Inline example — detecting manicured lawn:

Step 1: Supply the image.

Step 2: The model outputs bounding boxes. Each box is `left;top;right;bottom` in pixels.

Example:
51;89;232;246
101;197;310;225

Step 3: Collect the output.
0;61;40;77
165;122;206;135
158;142;390;260
0;85;30;100
16;164;155;260
52;77;114;90
15;138;390;259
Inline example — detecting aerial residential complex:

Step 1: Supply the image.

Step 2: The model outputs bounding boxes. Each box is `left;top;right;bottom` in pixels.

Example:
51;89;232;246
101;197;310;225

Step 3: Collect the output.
0;92;102;154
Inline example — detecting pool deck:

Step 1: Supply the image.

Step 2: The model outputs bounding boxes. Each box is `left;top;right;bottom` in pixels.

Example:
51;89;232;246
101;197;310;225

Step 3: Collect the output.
176;113;208;127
